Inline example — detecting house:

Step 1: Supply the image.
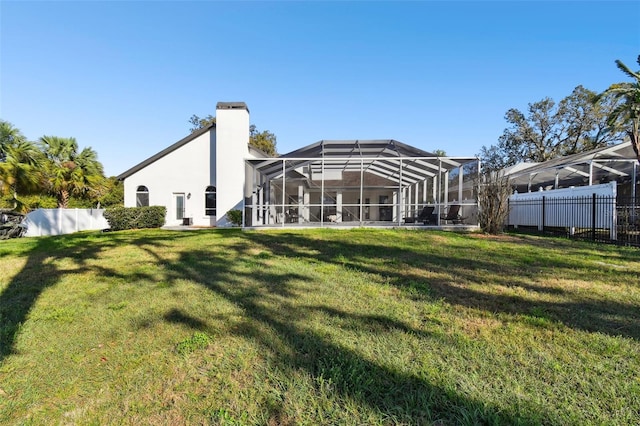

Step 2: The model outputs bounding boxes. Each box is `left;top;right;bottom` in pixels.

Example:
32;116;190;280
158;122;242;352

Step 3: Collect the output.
118;102;266;227
118;102;481;228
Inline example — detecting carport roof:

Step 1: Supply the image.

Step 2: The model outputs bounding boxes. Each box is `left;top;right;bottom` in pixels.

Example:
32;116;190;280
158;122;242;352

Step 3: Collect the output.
504;141;638;190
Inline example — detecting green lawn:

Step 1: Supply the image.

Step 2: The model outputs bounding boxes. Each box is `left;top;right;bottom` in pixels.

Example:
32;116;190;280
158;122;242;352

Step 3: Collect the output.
0;228;639;425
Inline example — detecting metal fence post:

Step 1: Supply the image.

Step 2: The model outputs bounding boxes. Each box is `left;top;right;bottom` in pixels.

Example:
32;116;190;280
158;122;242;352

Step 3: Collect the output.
610;195;617;241
541;196;546;232
592;193;596;242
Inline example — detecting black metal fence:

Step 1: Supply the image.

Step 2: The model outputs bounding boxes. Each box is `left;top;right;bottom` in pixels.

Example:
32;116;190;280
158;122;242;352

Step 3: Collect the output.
507;195;640;248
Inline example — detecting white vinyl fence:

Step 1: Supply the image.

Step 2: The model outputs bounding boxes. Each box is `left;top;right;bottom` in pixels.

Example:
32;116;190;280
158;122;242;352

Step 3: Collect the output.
23;208;109;237
508;182;617;239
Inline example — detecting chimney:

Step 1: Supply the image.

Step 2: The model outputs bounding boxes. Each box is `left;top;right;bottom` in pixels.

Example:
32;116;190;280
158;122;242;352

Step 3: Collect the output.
214;102;250;225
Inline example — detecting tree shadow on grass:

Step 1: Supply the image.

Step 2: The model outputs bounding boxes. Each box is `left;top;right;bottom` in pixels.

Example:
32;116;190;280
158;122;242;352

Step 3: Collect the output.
1;235;105;360
162;247;535;425
236;231;640;340
2;228;637;423
163;308;209;331
0;230;192;362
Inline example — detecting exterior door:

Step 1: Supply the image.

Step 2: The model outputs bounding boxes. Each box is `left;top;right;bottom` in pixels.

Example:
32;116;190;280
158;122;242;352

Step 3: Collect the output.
174;193;185;221
379;195;392;221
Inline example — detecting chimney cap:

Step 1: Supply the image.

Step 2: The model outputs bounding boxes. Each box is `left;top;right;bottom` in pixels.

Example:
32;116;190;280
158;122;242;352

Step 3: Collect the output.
216;102;249;113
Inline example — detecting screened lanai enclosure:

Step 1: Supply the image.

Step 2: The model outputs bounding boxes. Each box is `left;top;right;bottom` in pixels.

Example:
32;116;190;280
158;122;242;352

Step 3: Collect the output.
505;141;639;200
244;140;480;228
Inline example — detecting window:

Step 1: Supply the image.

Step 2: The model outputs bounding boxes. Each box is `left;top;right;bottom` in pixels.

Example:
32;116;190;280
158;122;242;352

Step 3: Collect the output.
136;185;149;207
205;186;216;216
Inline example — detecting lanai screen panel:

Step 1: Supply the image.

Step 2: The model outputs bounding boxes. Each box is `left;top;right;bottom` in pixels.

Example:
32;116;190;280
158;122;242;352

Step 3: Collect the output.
462;161;479;201
245;140;479;227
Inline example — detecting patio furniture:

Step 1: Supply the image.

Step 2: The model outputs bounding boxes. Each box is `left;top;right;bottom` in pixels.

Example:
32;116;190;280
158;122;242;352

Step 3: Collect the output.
443;204;465;224
417;206;436;225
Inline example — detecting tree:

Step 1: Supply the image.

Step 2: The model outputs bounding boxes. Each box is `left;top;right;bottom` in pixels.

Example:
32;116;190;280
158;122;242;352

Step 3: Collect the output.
249;124;277;156
479;86;627;173
557;86;624;154
1;120;25;163
432;149;447;156
0;121;42;211
39;136;106;208
189;114;278;156
98;176;124;207
597;56;640;164
188;114;216;132
478;144;510;174
479;98;563;173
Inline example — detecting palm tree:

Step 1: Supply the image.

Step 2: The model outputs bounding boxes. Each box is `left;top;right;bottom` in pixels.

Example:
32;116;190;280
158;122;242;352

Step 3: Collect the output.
598;56;640;164
1;120;26;162
0;121;42;211
39;136;105;208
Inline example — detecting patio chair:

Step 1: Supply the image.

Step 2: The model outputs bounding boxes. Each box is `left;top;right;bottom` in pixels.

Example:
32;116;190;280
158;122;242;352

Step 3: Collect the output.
417;206;436;225
443;204;465;224
403;216;416;224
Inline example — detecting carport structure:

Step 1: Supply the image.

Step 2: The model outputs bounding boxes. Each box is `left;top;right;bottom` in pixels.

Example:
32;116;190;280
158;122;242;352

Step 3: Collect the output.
244;140;480;227
505;141;639;200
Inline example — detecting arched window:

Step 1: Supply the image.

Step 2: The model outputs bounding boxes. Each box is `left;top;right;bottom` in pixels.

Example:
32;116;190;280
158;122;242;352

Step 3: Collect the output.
136;185;149;207
205;186;216;216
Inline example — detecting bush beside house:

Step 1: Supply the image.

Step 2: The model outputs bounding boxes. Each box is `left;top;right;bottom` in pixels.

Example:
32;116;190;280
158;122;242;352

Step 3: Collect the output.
226;209;243;226
476;175;512;234
104;206;166;231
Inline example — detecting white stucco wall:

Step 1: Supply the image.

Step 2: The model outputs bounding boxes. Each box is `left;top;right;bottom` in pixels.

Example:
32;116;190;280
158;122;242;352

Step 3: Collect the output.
121;102;255;227
123;129;216;227
215;104;250;226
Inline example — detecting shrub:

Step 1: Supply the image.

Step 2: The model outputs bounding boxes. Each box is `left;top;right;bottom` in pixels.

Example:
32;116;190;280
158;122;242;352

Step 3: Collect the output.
227;209;243;226
67;197;98;209
0;194;58;211
104;206;166;231
476;174;512;234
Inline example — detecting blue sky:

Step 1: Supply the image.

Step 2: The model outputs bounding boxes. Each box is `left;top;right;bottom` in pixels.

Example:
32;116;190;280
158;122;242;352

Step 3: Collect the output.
1;1;638;177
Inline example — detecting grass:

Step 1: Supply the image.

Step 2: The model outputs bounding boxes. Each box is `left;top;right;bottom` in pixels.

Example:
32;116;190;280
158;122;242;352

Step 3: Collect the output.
0;228;639;425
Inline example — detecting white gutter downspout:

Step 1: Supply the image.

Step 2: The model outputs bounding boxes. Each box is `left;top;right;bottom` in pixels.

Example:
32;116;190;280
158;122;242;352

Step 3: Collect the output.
398;159;403;226
281;159;286;228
